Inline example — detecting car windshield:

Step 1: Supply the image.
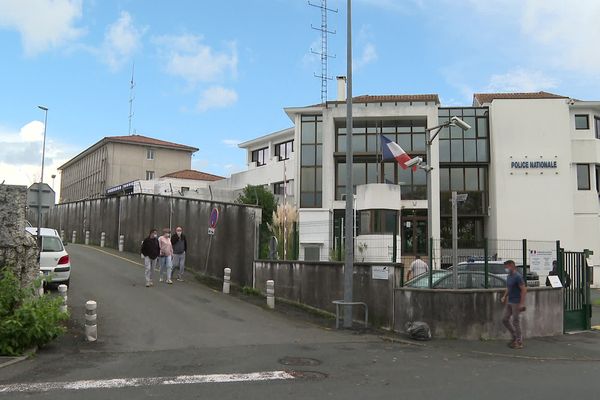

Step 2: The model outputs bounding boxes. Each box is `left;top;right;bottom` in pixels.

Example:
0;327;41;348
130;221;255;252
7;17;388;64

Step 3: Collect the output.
456;263;506;274
42;236;64;252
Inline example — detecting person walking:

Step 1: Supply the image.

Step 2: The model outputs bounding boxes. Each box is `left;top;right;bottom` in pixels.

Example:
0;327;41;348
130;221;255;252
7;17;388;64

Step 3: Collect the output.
140;229;160;288
158;228;174;284
407;255;429;281
171;226;187;282
501;260;527;349
545;260;571;287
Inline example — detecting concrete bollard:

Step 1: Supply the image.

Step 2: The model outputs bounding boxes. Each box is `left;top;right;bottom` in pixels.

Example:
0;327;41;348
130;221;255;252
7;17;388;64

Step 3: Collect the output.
85;230;90;245
58;284;68;313
38;271;44;297
118;234;124;252
266;280;275;309
223;267;231;294
72;230;77;244
85;300;97;342
100;232;105;248
60;230;65;242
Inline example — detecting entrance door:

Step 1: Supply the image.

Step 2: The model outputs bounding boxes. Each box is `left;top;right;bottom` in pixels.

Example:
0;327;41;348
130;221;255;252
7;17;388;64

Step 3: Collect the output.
401;210;428;257
560;249;592;332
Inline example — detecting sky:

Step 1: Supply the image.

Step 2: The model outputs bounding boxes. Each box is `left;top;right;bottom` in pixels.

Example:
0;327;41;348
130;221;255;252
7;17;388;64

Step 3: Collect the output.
1;0;600;193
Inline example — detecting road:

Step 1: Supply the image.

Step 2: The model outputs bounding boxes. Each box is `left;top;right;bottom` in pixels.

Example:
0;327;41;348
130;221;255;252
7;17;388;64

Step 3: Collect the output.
1;244;600;399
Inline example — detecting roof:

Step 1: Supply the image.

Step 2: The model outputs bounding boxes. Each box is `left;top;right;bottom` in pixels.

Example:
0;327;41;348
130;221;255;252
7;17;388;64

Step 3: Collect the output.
473;91;568;106
58;134;199;170
238;127;294;149
160;169;224;181
310;94;440;107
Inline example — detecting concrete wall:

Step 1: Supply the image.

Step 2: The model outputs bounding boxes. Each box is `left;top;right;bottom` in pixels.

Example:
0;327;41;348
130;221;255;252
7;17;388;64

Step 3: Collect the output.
254;260;404;329
393;287;563;340
44;194;261;286
0;185;38;287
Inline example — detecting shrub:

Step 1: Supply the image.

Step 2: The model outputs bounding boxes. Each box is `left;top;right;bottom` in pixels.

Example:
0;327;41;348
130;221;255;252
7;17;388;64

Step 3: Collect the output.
0;270;68;356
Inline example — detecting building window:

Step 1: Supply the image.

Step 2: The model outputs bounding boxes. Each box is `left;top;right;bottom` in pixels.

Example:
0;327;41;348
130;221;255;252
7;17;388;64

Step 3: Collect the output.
251;147;269;166
274;140;294;161
575;115;590;130
595;117;600;139
181;187;190;194
577;164;590;190
438;108;489;163
439;167;488;216
596;166;600;192
359;210;397;234
304;246;321;261
146;170;155;180
300;115;323;208
273;180;293;196
146;148;155;160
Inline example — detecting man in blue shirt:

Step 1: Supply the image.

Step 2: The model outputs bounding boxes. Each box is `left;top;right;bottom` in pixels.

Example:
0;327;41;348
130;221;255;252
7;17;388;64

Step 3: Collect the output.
501;260;527;349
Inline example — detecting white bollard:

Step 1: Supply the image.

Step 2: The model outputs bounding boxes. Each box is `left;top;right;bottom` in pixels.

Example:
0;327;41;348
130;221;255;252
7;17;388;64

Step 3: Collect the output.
38;271;44;297
60;230;65;242
223;267;231;294
72;230;77;244
85;230;90;245
85;300;97;342
266;280;275;309
118;234;124;252
58;284;68;313
100;232;105;248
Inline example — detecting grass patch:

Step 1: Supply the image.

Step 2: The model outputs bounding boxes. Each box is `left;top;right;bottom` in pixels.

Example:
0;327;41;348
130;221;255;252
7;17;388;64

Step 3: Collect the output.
241;286;262;297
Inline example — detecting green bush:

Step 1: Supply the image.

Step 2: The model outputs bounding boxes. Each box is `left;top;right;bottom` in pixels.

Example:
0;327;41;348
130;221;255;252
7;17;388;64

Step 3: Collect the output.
0;270;68;356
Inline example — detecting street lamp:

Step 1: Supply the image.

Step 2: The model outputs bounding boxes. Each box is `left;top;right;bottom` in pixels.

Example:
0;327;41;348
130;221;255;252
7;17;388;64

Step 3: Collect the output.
422;116;471;270
36;105;49;256
38;105;48;183
51;174;56;190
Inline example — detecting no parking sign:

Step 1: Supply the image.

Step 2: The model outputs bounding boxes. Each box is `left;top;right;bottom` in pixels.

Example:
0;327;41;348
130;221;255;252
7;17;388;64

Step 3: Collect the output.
208;207;219;235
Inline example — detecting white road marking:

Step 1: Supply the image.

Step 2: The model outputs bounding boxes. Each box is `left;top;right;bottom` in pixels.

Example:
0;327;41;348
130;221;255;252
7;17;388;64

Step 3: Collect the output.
0;371;295;394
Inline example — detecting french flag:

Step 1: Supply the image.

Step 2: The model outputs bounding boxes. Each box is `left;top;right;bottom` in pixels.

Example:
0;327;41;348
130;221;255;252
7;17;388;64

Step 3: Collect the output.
380;135;416;171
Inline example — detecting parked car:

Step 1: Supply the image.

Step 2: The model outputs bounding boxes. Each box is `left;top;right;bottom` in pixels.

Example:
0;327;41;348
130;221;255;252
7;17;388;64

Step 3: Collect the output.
453;261;540;287
405;270;506;289
25;227;71;287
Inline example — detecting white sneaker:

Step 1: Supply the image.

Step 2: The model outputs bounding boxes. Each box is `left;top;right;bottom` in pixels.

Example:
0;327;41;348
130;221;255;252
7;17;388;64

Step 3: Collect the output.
166;280;173;284
177;277;183;282
159;278;164;283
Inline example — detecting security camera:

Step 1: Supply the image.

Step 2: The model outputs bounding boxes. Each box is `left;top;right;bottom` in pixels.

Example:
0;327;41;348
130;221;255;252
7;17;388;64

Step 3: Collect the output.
450;116;472;131
405;157;423;168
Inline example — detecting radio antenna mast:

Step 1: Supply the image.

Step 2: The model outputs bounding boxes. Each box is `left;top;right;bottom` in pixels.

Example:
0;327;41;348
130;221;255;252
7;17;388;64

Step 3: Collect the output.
128;62;135;135
309;0;337;105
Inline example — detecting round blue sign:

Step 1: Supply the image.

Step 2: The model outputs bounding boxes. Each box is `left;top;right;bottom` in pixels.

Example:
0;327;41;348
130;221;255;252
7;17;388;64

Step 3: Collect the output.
209;208;219;228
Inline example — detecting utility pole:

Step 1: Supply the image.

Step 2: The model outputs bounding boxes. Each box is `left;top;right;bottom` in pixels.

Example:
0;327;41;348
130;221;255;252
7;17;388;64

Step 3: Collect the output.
452;191;458;289
37;105;48;252
343;0;354;328
128;62;135;135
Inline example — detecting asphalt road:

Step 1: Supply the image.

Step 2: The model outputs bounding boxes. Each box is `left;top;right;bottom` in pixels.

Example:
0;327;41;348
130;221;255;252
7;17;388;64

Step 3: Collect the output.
1;244;600;399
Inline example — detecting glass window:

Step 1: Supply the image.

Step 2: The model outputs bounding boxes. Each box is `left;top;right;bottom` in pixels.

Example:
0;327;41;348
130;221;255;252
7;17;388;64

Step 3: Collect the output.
577;164;590;190
353;163;366;185
463;117;476;138
465;168;479;191
302;121;316;143
595;117;600;139
274;140;293;161
42;236;64;252
146;170;155;180
383;162;395;184
477;140;488;162
367;163;378;184
464;140;477;162
304;246;321;261
451;140;463;162
439;140;450;163
301;116;323;208
146;148;154;160
301;145;315;165
575;115;589;130
301;168;315;191
476;117;488;138
450;168;463;190
440;168;450;191
359;210;397;234
251;147;269;166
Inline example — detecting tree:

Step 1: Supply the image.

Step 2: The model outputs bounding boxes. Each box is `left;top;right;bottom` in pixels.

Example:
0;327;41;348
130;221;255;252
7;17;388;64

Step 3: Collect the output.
237;185;277;259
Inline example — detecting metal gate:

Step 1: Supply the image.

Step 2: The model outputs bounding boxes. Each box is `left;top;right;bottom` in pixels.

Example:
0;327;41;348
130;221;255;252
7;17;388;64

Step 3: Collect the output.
559;249;592;332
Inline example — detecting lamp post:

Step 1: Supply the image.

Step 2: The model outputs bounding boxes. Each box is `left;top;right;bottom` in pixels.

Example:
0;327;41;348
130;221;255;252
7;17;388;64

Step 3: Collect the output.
51;174;56;190
343;0;354;328
37;105;48;252
423;116;471;271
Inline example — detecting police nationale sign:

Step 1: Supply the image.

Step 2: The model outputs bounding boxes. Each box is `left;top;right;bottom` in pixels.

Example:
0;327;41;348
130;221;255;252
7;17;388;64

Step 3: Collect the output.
511;160;557;169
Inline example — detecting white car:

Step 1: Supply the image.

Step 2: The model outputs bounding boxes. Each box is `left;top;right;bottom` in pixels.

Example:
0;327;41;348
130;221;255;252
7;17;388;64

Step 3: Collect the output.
26;227;71;286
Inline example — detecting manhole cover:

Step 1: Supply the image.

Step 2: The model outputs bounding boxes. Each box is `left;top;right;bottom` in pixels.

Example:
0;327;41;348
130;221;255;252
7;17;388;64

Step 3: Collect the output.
278;356;322;367
288;370;328;380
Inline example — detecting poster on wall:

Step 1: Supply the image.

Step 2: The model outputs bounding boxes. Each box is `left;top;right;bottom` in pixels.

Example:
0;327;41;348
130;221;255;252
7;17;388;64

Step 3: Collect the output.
529;250;555;274
372;266;389;280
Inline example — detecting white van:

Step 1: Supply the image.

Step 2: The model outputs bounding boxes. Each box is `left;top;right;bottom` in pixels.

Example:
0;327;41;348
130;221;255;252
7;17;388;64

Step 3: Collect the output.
25;227;71;286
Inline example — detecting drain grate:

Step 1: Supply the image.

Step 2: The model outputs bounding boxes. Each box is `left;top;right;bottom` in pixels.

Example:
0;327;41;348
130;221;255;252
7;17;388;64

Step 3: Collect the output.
278;356;322;367
288;370;328;380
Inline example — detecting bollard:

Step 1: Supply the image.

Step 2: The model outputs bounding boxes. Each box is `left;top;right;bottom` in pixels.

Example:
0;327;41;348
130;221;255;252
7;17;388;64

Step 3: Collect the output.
58;284;68;313
85;300;97;342
100;232;106;248
118;234;124;252
85;230;90;245
223;267;231;294
72;230;77;244
266;280;275;309
38;271;44;297
60;230;65;242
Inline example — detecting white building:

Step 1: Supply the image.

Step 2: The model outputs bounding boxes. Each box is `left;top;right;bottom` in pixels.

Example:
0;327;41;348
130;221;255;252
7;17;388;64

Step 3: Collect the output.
219;89;600;285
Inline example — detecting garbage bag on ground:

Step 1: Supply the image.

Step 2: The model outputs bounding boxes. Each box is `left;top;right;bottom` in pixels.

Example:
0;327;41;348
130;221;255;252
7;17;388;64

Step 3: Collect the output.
405;321;432;341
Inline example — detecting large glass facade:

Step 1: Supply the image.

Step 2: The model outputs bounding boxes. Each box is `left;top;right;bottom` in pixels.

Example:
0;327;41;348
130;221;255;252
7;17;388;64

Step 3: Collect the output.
438;107;490;246
334;119;427;200
300;115;323;208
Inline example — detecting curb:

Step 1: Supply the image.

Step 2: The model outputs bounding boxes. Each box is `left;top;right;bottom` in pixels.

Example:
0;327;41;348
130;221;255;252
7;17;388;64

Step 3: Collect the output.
0;347;37;369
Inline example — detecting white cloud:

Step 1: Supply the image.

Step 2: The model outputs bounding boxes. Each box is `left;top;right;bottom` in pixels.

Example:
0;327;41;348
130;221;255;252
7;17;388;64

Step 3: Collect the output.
486;68;558;92
154;34;238;85
222;139;241;148
355;42;378;70
197;86;238;112
0;121;74;197
0;0;84;56
100;11;145;71
354;0;424;12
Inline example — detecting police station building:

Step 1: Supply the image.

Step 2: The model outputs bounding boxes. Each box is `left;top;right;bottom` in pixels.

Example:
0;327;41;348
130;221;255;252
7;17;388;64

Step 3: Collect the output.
221;89;600;284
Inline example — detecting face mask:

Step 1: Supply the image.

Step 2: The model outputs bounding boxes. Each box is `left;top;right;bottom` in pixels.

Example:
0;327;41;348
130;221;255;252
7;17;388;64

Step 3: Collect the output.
152;234;157;238
505;268;510;274
176;231;182;235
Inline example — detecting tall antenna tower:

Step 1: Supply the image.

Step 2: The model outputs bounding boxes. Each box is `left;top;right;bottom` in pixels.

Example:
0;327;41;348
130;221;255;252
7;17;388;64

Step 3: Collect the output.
128;62;135;135
309;0;337;104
